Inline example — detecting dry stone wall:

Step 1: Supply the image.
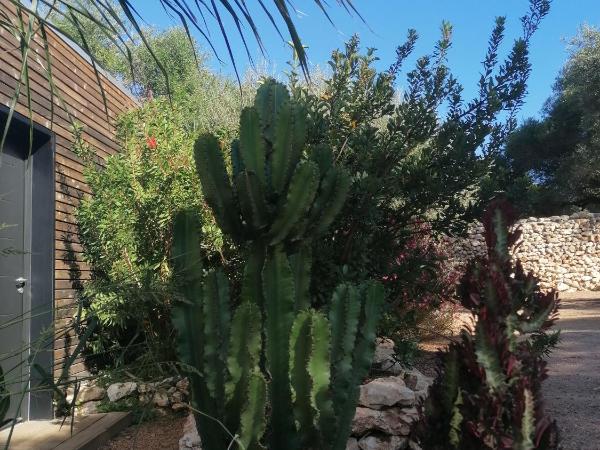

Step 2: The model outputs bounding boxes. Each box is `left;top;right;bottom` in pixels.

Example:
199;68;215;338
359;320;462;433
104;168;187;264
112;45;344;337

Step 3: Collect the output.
448;211;600;292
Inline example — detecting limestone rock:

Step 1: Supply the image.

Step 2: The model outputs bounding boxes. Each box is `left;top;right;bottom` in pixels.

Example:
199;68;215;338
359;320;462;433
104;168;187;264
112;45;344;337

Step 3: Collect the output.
408;441;422;450
179;413;202;449
359;377;415;409
153;389;170;407
176;378;190;394
171;390;184;404
138;383;156;394
352;407;411;436
373;339;404;375
414;390;428;402
107;382;137;402
172;402;189;412
154;407;169;417
347;437;360;450
397;407;419;425
78;385;106;403
358;434;408;450
402;373;418;391
448;213;600;293
78;400;102;415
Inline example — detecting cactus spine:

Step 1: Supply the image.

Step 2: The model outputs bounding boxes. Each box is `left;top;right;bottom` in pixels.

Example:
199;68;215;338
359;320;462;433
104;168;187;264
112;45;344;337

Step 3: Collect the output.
172;79;383;450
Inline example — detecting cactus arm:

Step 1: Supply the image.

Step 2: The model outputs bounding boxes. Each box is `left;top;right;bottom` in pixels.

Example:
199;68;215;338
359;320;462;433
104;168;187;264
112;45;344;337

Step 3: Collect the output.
289;310;334;449
289;244;312;311
227;303;262;392
171;212;229;450
308;312;336;442
332;281;384;449
194;133;242;238
171;211;204;388
311;167;352;236
239;371;268;450
271;102;293;193
262;246;297;448
289;311;316;447
239;107;267;185
254;78;290;144
171;210;204;290
329;284;361;436
289;102;308;172
226;302;263;439
352;281;385;381
231;139;245;178
236;171;269;231
202;269;231;412
171;210;204;393
329;284;361;391
269;161;320;245
241;242;266;309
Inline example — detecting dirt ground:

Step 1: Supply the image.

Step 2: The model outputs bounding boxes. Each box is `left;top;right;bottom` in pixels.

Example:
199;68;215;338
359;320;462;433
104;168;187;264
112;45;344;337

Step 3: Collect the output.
100;414;186;450
543;297;600;450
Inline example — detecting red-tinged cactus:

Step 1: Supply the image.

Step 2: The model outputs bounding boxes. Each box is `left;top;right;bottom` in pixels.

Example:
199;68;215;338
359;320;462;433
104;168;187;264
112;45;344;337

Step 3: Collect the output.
413;199;560;450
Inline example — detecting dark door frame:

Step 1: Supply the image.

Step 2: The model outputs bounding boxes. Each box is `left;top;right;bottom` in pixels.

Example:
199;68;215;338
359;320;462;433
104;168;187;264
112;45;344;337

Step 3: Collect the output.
1;106;55;420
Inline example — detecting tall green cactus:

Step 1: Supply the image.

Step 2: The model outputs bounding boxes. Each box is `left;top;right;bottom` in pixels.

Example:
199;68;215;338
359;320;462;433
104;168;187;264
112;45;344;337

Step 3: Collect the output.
172;79;384;450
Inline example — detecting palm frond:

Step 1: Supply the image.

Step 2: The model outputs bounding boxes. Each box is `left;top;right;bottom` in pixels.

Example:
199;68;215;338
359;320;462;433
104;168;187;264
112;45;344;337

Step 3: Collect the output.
1;0;360;153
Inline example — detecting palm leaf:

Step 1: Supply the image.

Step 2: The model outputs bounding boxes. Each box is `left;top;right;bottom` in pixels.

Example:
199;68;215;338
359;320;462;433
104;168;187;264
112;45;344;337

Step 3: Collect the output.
1;0;361;152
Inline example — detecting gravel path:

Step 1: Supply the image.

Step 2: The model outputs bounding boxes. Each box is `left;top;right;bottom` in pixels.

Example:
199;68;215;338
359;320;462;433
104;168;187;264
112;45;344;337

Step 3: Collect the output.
543;297;600;450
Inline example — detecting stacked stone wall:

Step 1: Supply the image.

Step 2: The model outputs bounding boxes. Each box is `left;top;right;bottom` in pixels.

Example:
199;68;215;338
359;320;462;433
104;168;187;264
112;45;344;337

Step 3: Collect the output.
448;212;600;292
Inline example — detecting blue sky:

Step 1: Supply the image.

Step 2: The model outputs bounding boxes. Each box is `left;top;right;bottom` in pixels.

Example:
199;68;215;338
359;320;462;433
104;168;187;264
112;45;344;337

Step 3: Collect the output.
132;0;600;121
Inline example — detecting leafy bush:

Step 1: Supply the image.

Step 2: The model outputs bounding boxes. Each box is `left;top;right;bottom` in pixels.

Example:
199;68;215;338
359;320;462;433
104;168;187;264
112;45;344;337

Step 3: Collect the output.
379;223;461;365
75;100;226;372
291;0;550;361
413;199;559;450
172;79;384;450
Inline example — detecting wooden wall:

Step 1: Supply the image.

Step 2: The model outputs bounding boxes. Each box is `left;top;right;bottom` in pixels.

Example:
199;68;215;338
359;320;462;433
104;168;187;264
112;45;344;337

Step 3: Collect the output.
0;1;137;378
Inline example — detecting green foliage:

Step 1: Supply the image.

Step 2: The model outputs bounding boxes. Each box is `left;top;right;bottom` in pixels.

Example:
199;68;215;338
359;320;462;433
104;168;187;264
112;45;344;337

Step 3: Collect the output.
290;0;549;360
95;396;158;424
413;200;560;450
494;25;600;215
50;5;251;143
75;100;225;371
46;0;130;79
172;80;384;450
123;27;252;142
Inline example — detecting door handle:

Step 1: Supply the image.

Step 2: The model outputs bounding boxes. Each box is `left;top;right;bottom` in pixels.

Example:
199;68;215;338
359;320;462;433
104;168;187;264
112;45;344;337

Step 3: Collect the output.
15;277;27;294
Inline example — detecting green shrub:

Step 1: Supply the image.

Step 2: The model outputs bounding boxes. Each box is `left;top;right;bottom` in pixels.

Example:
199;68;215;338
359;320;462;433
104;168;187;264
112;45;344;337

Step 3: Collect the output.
75;100;226;372
412;199;559;449
291;0;550;360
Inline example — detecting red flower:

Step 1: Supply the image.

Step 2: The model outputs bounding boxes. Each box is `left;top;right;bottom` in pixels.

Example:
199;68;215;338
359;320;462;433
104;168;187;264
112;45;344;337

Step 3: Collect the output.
146;136;157;149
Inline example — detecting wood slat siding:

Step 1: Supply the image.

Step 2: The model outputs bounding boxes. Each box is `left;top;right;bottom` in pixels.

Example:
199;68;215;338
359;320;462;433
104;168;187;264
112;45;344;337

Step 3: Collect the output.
0;1;137;379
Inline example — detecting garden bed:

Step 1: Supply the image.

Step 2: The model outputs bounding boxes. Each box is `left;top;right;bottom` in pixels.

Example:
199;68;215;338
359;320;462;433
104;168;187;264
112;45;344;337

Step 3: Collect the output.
100;414;187;450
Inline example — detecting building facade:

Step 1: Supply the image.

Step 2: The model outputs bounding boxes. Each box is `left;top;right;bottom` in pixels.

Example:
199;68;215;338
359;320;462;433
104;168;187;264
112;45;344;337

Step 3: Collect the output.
0;1;135;420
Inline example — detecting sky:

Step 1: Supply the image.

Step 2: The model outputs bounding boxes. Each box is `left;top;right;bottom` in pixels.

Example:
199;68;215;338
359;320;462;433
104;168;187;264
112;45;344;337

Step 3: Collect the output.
131;0;600;121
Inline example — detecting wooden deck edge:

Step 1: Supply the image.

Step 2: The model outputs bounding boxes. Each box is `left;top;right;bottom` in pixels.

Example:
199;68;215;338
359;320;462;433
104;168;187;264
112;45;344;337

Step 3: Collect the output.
55;412;132;450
